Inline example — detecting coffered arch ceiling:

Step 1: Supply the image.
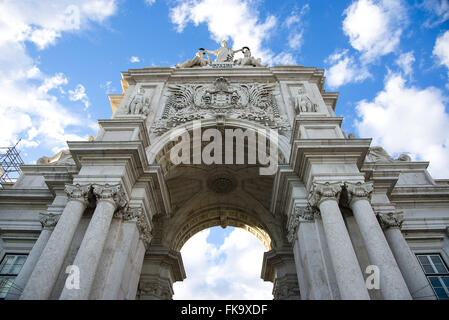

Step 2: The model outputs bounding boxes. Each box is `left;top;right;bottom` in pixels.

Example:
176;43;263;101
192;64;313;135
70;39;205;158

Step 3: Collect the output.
152;162;285;251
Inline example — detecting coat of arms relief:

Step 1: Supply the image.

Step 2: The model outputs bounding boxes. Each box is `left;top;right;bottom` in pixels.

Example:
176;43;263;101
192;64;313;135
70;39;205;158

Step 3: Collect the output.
152;77;290;135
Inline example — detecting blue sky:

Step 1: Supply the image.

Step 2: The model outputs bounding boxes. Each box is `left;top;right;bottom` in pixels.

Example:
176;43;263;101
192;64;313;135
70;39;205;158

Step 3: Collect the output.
1;0;448;299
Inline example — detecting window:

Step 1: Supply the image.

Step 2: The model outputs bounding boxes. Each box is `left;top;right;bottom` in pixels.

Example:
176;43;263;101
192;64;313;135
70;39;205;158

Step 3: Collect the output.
417;254;449;300
0;254;27;299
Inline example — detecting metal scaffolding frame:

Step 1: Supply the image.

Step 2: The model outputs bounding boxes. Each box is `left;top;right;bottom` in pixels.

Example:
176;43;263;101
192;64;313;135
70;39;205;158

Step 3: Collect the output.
0;140;24;187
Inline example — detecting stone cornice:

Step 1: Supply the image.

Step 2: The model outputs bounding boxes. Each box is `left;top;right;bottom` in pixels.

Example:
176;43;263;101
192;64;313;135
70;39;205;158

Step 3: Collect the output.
144;245;186;282
309;181;343;207
261;247;296;282
0;189;53;204
97;117;151;148
290;138;371;184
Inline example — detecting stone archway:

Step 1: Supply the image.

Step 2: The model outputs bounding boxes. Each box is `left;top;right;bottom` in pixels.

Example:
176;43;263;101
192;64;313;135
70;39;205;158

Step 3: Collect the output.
136;121;299;300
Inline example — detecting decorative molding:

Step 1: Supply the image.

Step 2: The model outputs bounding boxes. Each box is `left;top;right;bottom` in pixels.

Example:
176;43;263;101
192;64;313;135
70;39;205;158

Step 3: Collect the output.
286;205;316;243
309;181;343;207
39;212;59;230
152;78;289;135
137;211;153;250
376;211;404;229
345;181;374;203
64;183;91;202
138;276;173;300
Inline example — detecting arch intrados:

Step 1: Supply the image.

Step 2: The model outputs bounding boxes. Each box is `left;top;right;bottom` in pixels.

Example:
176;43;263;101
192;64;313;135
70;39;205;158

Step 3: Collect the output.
148;118;291;165
171;206;274;252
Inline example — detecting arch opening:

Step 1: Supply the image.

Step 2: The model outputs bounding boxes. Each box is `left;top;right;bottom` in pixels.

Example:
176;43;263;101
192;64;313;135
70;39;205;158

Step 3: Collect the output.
172;226;274;300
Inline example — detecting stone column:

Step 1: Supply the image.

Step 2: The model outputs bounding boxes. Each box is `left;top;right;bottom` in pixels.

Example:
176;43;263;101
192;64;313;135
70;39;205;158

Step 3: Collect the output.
309;182;370;300
20;184;90;300
377;212;436;300
125;239;146;299
6;213;59;300
59;183;127;300
346;182;411;300
100;207;152;299
287;205;333;299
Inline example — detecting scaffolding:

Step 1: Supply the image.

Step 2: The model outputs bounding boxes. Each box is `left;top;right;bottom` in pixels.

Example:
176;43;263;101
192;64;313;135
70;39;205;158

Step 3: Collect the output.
0;140;24;188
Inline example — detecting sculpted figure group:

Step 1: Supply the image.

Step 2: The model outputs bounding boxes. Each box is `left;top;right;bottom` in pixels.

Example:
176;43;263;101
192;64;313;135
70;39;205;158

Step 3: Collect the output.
176;40;267;68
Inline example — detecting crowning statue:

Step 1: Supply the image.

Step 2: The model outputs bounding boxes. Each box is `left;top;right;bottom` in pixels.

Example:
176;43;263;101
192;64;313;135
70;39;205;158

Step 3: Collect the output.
234;47;267;67
293;85;317;113
204;40;242;63
175;49;210;68
174;40;266;68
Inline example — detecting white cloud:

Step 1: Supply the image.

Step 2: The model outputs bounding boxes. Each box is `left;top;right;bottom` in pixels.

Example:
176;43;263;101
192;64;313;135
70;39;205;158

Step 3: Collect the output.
0;1;116;154
0;1;117;50
433;30;449;76
325;50;371;89
421;0;449;27
169;0;287;65
284;4;309;51
395;51;415;76
68;84;90;110
101;81;116;94
272;52;296;65
342;0;407;62
173;228;273;300
145;0;156;5
355;73;449;178
130;56;141;63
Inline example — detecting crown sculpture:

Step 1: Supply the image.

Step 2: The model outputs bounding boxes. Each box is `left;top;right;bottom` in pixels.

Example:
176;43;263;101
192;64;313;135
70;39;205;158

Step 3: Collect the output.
176;40;267;68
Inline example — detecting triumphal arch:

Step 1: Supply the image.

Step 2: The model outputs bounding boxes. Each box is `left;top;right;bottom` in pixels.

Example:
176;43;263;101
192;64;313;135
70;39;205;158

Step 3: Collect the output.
1;44;449;300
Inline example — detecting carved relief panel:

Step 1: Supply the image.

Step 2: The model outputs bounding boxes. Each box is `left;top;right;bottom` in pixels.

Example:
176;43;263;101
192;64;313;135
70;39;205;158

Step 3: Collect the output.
151;77;290;135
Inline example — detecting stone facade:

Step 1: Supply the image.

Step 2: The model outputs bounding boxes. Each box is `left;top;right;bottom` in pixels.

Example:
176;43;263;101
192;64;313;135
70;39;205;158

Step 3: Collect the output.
1;52;448;300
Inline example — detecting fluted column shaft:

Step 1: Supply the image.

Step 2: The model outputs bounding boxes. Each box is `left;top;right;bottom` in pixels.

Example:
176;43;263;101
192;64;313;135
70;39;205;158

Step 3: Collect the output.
287;205;332;299
310;182;370;300
20;184;90;300
6;213;59;299
347;182;411;300
377;212;436;300
59;184;127;300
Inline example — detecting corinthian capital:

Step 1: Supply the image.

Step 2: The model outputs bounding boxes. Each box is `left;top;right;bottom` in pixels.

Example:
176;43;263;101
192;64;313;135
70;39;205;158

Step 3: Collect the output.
309;181;343;207
376;211;404;229
65;183;91;202
93;183;128;209
286;205;316;243
39;212;59;229
345;181;374;203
